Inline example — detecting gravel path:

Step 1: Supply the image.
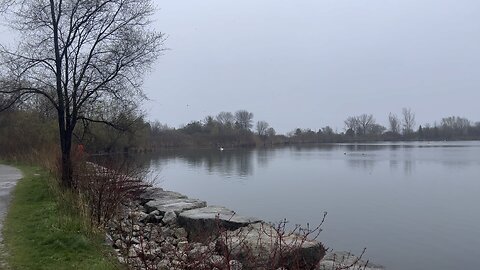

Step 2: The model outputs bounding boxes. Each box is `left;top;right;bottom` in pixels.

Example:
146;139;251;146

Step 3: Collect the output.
0;164;22;268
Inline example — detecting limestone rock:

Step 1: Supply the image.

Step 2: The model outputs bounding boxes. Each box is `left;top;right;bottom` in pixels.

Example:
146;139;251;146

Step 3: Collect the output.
146;210;163;223
177;240;189;250
128;246;138;257
129;211;148;222
219;223;325;270
162;211;177;225
138;187;166;204
129;237;140;245
157;259;170;270
178;206;261;238
209;254;226;265
144;190;206;214
229;260;243;270
173;227;188;239
114;239;126;249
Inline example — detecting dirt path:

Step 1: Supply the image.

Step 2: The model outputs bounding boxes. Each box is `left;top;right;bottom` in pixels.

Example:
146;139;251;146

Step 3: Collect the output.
0;164;22;268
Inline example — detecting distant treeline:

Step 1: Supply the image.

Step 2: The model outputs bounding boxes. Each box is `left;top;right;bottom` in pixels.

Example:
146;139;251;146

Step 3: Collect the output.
1;105;480;158
289;109;480;144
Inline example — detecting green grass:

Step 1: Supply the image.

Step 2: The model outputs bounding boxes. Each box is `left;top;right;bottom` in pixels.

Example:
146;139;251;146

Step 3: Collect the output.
3;164;122;270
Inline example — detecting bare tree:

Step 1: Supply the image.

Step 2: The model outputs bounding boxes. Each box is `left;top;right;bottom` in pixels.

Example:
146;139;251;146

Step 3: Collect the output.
216;111;234;127
0;0;164;187
441;116;471;135
235;110;254;130
402;108;416;135
441;116;470;130
345;114;378;136
357;114;375;136
256;121;269;136
388;113;401;134
344;116;359;135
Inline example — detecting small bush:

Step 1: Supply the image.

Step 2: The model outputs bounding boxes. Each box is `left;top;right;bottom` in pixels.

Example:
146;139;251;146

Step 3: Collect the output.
72;158;153;227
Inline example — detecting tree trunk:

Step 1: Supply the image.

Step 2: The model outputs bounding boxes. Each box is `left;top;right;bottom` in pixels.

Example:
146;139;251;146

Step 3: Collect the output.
61;148;73;188
60;129;73;188
50;0;73;188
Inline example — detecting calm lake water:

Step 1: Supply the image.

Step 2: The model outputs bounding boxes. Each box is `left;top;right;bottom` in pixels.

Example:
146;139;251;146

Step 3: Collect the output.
138;142;480;270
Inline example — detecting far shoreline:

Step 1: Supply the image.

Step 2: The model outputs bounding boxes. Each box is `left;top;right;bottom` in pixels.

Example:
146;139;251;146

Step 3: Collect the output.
87;139;480;157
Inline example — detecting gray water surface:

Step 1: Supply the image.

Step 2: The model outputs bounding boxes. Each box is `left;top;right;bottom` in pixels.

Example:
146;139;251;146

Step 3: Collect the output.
142;142;480;270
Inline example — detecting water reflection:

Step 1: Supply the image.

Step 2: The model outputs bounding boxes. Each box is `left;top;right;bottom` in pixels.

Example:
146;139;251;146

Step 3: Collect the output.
403;160;414;175
141;143;412;177
347;158;376;172
102;142;480;179
257;148;274;168
290;144;337;152
389;159;399;170
144;148;256;177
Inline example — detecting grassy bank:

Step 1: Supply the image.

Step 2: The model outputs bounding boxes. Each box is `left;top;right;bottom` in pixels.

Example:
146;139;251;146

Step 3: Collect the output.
3;164;122;270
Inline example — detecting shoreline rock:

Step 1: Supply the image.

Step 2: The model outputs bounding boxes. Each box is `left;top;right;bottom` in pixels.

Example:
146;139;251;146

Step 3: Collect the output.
106;186;329;269
178;206;261;238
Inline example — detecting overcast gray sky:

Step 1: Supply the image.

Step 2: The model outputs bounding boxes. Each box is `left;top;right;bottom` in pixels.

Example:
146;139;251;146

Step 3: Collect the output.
1;1;478;133
142;0;480;133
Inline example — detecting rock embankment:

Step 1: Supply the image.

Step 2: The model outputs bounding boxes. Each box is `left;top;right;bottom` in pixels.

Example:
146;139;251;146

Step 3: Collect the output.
107;187;326;270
